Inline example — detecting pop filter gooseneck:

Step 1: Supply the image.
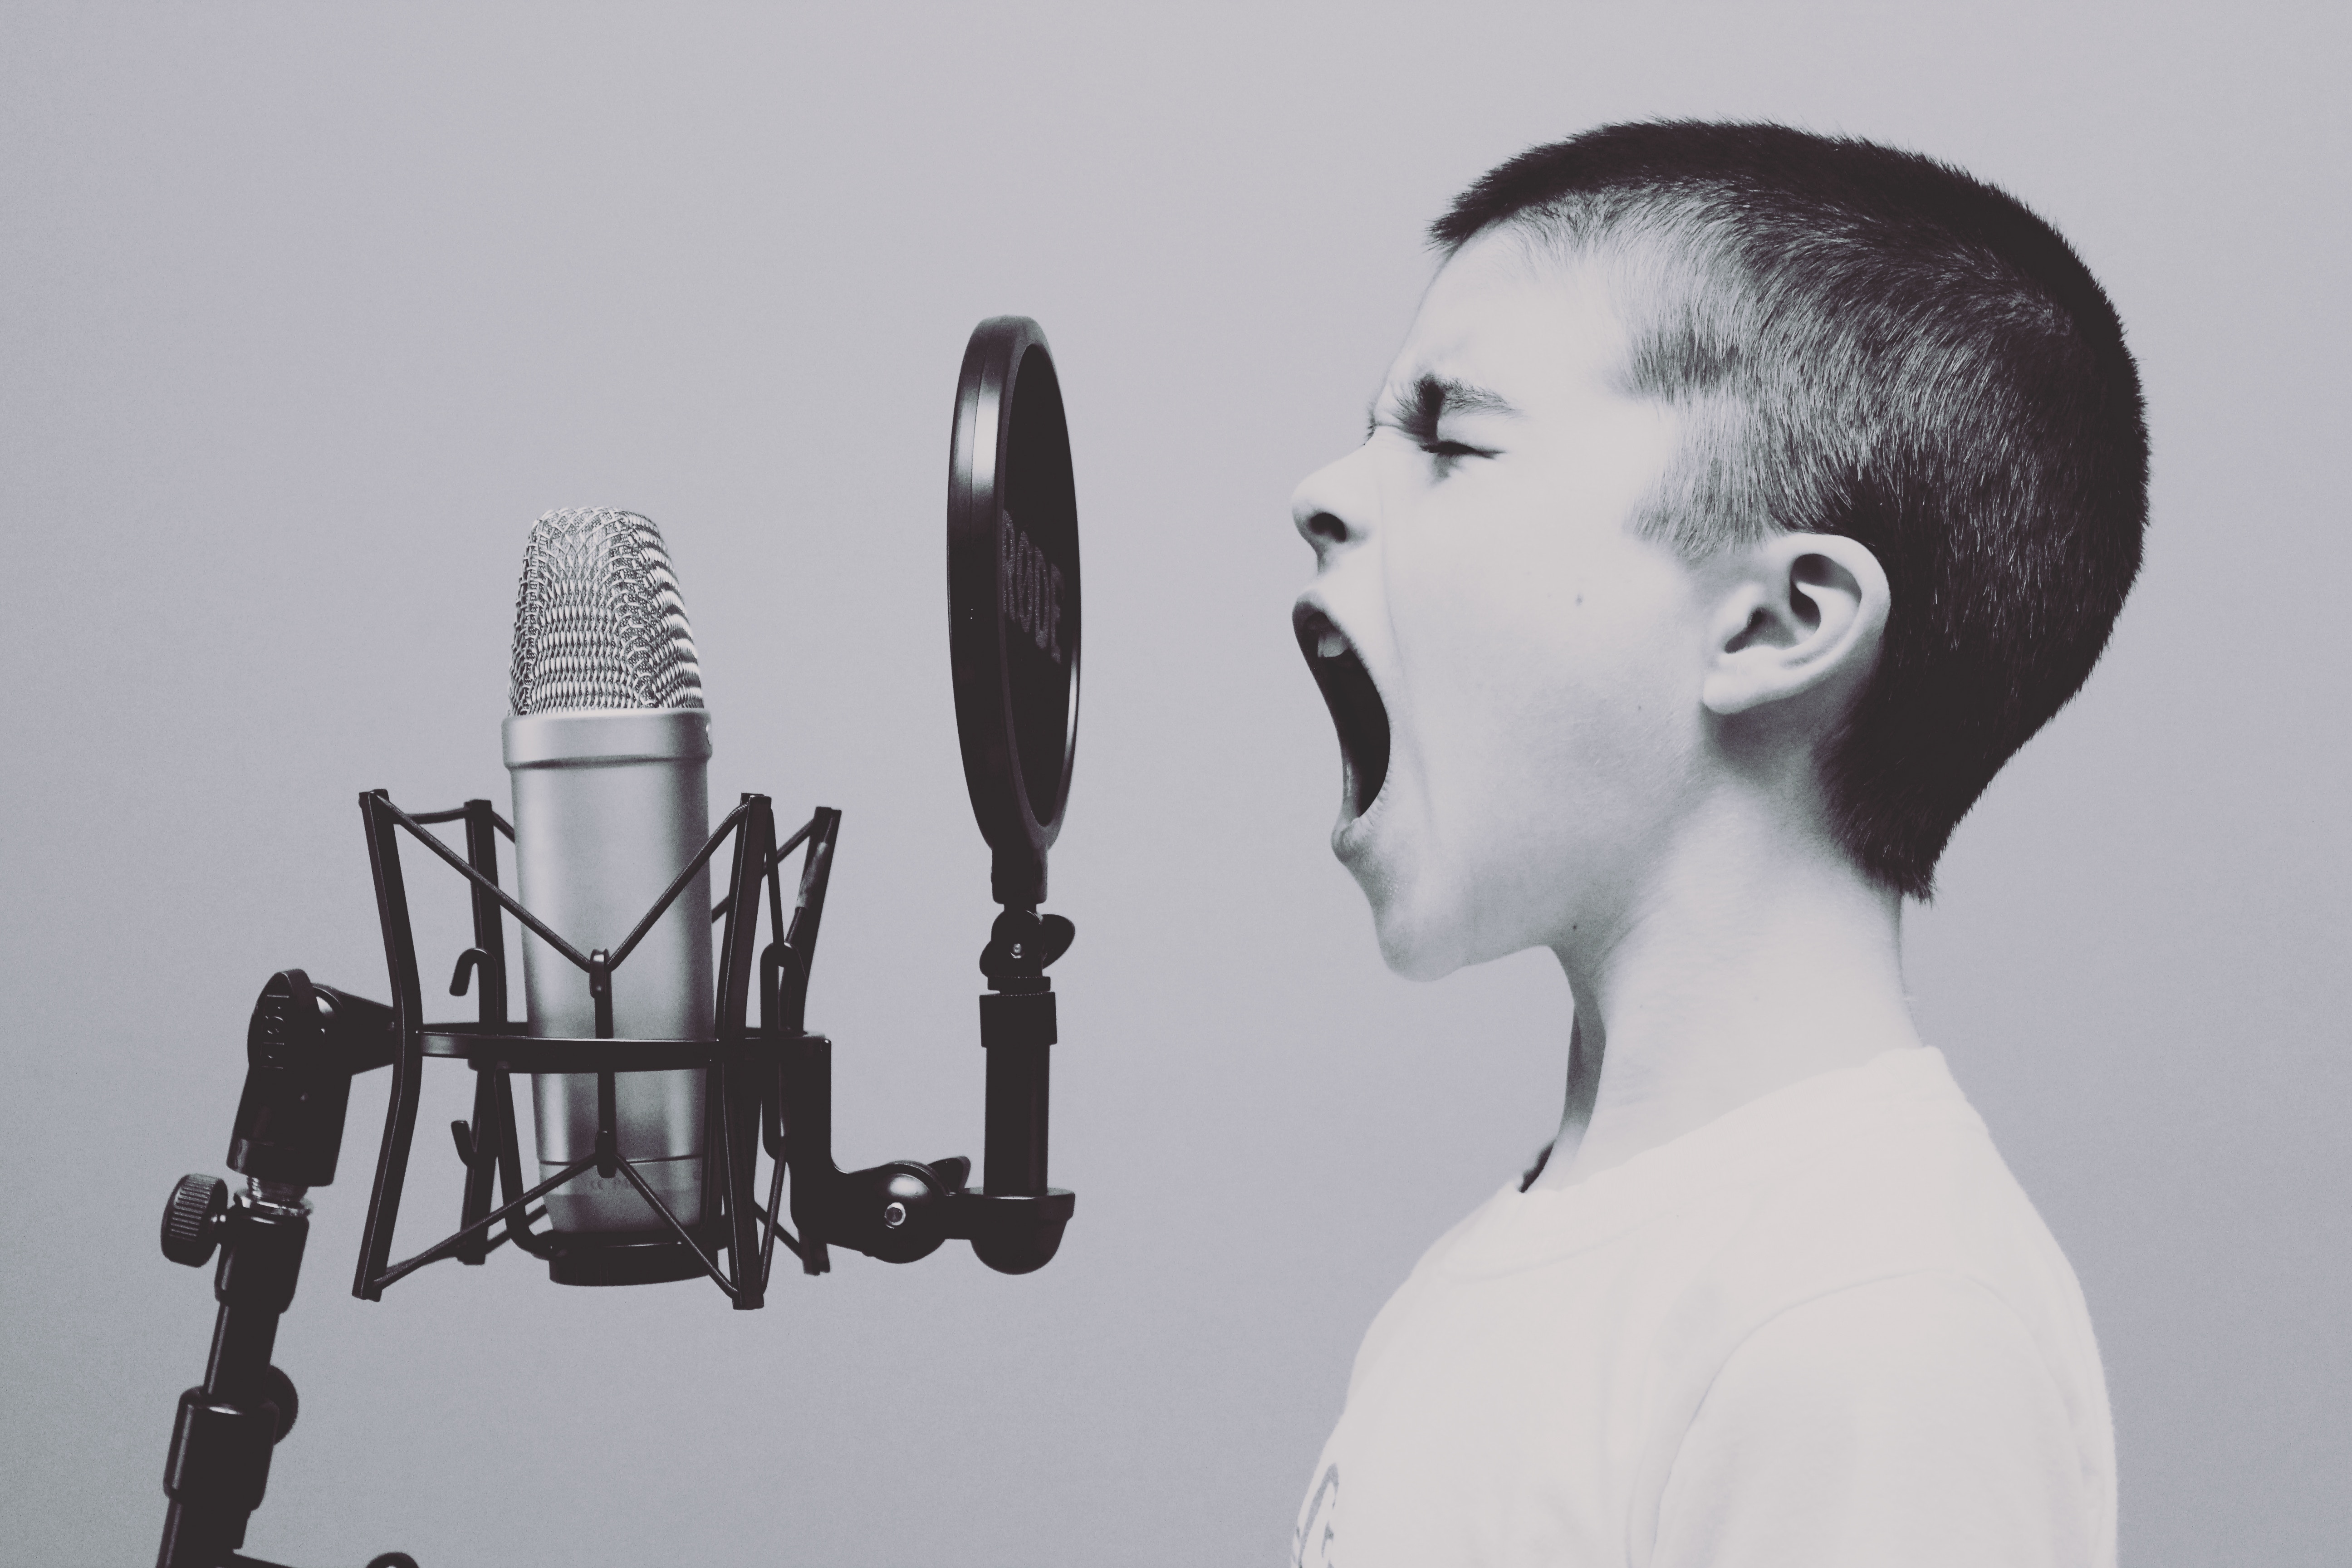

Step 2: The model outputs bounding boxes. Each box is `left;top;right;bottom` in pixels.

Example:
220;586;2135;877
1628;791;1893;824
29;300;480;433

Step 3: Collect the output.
948;316;1080;910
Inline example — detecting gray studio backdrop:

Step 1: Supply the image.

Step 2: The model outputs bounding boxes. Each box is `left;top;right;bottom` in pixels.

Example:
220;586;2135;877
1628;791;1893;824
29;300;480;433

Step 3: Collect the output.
3;5;2344;1565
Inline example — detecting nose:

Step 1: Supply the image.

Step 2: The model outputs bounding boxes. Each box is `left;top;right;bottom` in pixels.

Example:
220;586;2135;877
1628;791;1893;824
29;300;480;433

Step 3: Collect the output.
1291;446;1376;564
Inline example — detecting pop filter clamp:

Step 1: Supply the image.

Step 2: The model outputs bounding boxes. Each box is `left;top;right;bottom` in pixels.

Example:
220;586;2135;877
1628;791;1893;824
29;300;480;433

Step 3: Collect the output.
150;317;1083;1568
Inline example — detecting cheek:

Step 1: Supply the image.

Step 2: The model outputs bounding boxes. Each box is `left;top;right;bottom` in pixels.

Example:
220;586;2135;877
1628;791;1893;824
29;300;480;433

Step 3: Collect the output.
1382;532;1565;760
1372;488;1703;911
1393;548;1675;779
1550;579;1705;790
1431;567;1702;865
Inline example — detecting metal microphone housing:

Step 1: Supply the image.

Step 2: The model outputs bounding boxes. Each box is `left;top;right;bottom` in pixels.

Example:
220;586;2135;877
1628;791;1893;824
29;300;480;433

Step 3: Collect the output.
504;507;714;1238
505;709;713;1232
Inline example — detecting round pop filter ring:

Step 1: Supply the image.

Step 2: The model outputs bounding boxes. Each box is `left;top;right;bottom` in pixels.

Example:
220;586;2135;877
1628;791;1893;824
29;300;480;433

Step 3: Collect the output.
947;316;1081;907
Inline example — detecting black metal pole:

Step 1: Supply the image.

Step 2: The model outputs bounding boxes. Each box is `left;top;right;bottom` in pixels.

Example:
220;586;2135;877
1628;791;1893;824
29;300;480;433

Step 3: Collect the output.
967;903;1071;1274
981;1036;1052;1197
157;1189;308;1568
976;907;1058;1199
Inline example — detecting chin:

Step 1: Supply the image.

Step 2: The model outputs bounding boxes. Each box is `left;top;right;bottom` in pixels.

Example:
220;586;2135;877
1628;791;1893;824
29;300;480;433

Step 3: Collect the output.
1378;928;1467;983
1338;790;1484;982
1357;870;1475;982
1357;841;1570;980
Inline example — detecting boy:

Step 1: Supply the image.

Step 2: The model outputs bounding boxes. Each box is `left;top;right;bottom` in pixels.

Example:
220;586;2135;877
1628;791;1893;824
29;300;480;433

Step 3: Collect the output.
1289;122;2143;1567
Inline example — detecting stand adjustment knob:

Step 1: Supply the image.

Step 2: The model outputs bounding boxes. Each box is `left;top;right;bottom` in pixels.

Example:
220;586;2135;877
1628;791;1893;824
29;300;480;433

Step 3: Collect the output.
260;1363;300;1443
161;1174;228;1267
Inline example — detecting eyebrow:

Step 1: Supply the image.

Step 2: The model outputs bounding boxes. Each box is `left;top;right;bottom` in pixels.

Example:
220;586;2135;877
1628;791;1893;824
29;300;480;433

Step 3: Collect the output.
1367;374;1521;442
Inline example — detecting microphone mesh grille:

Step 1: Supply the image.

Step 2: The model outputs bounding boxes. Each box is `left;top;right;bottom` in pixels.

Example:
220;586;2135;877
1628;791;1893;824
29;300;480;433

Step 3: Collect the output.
509;508;706;715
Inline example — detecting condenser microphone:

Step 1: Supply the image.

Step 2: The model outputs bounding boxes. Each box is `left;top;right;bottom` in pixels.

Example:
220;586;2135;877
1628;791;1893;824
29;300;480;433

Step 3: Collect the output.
504;508;714;1236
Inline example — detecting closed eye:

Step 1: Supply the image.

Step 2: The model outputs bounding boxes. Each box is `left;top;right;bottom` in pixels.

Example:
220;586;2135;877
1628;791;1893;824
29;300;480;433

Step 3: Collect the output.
1419;437;1496;474
1359;420;1494;466
1366;372;1513;472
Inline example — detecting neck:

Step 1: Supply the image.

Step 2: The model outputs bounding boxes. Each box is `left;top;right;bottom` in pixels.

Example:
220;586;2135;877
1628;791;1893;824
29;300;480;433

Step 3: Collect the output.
1528;792;1919;1191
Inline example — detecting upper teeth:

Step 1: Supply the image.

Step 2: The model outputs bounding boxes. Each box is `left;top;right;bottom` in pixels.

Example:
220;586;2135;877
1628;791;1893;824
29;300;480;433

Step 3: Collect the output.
1317;631;1348;658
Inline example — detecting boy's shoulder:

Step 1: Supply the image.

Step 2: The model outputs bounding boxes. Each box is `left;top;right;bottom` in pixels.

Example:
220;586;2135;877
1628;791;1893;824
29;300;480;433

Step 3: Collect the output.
1407;1048;2079;1306
1515;1047;2102;1379
1355;1049;2099;1388
1630;1048;2117;1566
1642;1047;2108;1421
1318;1049;2115;1567
1685;1046;2084;1310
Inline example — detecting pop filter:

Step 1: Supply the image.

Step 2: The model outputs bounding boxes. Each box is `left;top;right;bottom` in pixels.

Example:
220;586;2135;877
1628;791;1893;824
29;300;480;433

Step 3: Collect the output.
947;316;1080;909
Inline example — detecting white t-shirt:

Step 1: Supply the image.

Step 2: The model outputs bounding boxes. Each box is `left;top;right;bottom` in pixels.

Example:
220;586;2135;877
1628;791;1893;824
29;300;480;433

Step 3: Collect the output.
1293;1047;2114;1568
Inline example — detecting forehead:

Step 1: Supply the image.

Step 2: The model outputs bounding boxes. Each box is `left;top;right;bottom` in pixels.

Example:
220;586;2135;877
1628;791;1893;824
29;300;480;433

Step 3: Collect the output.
1385;229;1637;410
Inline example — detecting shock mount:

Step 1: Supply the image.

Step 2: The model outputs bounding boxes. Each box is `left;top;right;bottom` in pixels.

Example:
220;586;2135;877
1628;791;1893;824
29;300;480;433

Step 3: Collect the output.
153;789;1074;1568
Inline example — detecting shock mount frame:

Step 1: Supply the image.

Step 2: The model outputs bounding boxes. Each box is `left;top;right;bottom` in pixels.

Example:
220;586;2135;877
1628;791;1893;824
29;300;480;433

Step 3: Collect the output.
152;786;1073;1568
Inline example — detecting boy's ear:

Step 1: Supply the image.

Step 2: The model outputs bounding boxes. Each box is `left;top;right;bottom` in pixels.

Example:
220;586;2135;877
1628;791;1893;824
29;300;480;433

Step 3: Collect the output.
1699;533;1890;719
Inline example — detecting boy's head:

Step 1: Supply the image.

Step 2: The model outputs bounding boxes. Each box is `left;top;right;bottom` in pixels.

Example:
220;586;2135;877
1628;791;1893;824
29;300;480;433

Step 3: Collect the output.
1293;122;2146;976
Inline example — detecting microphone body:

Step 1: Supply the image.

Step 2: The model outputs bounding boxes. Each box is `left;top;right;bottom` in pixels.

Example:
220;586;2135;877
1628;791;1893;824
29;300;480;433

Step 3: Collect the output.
503;507;714;1236
506;709;713;1231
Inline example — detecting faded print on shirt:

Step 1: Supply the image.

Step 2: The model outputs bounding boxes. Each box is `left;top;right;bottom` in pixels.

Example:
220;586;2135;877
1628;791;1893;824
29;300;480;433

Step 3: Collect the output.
1294;1463;1338;1568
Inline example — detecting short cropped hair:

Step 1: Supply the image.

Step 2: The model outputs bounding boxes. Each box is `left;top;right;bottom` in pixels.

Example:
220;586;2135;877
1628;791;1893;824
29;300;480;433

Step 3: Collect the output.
1435;122;2148;898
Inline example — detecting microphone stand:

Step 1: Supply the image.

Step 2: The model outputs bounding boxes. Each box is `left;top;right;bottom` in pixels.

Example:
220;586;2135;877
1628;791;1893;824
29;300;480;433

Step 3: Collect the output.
153;796;1076;1568
155;971;411;1568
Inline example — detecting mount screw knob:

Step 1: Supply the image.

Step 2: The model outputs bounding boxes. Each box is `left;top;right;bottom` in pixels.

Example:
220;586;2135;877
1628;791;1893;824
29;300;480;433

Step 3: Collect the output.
161;1173;228;1267
260;1362;299;1443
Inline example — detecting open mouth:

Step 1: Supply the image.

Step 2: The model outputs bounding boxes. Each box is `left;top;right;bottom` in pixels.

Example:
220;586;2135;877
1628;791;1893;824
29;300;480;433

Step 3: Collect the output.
1294;603;1391;821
